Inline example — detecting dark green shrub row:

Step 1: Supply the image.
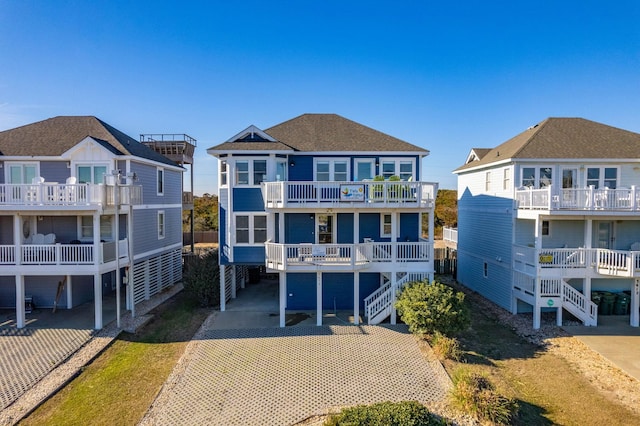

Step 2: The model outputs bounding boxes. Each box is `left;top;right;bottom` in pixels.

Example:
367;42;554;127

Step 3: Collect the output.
324;401;445;426
182;249;220;307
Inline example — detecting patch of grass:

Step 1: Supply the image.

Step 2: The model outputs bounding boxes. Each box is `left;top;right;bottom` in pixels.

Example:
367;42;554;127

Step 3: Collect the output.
20;291;210;426
429;332;462;362
324;401;446;426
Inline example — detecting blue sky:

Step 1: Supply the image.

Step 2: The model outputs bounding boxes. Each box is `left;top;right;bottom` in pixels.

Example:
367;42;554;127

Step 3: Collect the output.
1;1;639;194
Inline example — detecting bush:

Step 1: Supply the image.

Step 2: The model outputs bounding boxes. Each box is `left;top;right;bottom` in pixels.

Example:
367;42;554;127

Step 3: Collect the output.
430;332;462;361
182;249;220;307
395;280;470;337
324;401;444;426
449;368;517;425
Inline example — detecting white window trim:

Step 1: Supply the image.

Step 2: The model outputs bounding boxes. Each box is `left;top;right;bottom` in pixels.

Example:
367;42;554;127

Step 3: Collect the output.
233;158;268;187
355;158;376;181
542;220;550;237
220;160;228;187
313;158;350;182
520;165;553;189
585;165;619;189
233;213;268;245
158;210;166;239
78;215;114;242
5;162;39;184
380;213;392;238
76;163;109;184
503;168;510;190
483;261;488;278
157;167;165;196
379;158;416;180
485;171;491;192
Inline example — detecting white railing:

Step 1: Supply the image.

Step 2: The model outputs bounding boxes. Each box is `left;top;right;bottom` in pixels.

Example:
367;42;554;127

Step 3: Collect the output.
265;241;432;270
365;272;429;324
0;183;142;207
263;181;438;208
0;238;128;266
561;280;598;326
443;227;458;243
516;185;640;211
540;278;562;296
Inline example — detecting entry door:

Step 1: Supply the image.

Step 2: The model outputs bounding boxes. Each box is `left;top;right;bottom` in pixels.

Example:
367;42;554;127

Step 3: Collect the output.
317;214;334;244
562;168;578;207
596;221;614;249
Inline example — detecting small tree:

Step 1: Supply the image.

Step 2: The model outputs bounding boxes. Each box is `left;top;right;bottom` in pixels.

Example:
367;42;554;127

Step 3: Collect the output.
395;280;470;336
182;249;220;307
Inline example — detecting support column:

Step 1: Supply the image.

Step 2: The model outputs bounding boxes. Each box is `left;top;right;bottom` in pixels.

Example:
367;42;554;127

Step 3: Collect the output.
316;272;322;326
354;211;360;243
631;279;639;327
354;272;360;325
428;208;435;282
15;275;25;328
94;273;103;330
533;278;541;329
219;265;226;311
66;275;72;309
231;266;237;299
556;305;563;326
391;273;397;325
279;272;287;327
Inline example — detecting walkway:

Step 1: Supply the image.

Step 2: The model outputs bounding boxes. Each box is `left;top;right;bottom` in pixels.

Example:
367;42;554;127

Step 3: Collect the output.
142;280;451;426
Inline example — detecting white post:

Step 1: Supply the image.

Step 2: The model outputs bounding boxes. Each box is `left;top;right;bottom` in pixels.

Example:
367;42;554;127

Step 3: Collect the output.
279;272;286;327
113;171;121;329
631;279;639;327
316;272;322;326
66;275;72;309
354;272;360;325
533;278;541;329
128;204;135;318
94;273;103;330
428;208;435;282
220;265;226;311
391;273;397;325
231;266;237;299
15;275;25;328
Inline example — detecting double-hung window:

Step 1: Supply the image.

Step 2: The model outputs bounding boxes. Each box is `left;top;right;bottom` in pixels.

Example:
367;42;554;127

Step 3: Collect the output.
521;166;552;188
79;215;113;241
157;168;164;195
380;159;414;180
235;159;267;186
158;211;165;239
235;214;268;244
381;214;392;238
587;167;617;189
315;159;349;181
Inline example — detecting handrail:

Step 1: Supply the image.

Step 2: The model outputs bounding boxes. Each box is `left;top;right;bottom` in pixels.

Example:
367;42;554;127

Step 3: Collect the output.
0;238;129;266
516;185;639;211
0;183;142;206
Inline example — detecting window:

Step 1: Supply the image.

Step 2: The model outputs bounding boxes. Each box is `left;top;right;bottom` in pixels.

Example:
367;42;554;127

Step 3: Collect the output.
276;160;287;182
314;159;349;181
253;160;267;185
236;161;249;185
235;214;268;244
380;159;414;180
7;163;37;184
587;167;617;189
158;211;165;239
157;168;164;195
80;215;113;240
235;159;268;186
503;169;510;190
77;165;107;184
381;214;392;238
483;262;488;278
485;172;491;191
521;166;552;188
542;220;550;236
220;161;228;186
355;159;375;181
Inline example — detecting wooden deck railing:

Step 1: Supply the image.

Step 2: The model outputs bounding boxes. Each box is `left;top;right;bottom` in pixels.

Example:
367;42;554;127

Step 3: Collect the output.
0;238;128;266
263;181;438;208
0;183;142;207
516;185;640;211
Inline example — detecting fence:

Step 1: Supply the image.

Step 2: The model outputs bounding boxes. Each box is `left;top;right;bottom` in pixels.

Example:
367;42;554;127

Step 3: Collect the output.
183;231;218;245
434;247;457;276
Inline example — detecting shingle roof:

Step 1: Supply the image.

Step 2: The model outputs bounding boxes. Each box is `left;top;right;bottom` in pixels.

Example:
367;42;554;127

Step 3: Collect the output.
454;117;640;172
208;114;429;154
0;116;177;166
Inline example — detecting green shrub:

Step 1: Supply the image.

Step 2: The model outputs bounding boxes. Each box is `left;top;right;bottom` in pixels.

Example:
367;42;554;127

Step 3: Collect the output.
395;280;470;337
430;332;462;361
324;401;444;426
182;249;220;307
449;368;517;425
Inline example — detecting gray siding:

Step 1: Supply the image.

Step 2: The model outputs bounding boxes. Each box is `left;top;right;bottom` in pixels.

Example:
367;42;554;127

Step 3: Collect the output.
132;207;182;256
130;161;182;206
40;161;70;183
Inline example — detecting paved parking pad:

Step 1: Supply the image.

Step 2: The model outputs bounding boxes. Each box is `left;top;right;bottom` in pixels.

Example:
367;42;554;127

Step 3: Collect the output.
0;327;93;410
145;324;448;426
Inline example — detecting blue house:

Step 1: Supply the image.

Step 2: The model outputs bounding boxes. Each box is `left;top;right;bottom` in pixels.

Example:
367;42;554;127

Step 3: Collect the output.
207;114;438;326
0;116;189;329
454;118;640;329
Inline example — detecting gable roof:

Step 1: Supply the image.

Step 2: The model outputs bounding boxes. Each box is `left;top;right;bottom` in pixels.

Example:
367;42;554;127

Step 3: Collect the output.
207;113;429;155
465;148;491;164
454;117;640;173
0;116;177;166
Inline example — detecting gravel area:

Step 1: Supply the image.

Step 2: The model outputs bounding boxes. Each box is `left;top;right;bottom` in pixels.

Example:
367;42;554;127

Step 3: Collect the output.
0;284;182;426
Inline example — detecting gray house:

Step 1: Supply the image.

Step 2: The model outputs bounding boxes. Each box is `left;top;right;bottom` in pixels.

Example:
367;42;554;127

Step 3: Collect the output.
0;116;185;329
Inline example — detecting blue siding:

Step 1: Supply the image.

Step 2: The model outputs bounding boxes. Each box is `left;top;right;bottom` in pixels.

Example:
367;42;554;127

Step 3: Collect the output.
130;162;182;206
285;213;314;244
0;216;12;244
359;213;380;242
71;276;94;307
399;213;419;242
322;273;353;309
288;156;314;181
274;213;280;243
360;273;380;309
0;277;16;308
233;246;265;264
233;188;265;212
286;273;316;309
219;204;228;264
132;207;182;255
337;213;353;244
40;161;70;183
35;216;77;244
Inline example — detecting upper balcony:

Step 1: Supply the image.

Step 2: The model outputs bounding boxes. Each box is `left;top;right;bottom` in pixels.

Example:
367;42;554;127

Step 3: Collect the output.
516;186;640;213
0;183;142;210
263;180;438;210
140;133;196;165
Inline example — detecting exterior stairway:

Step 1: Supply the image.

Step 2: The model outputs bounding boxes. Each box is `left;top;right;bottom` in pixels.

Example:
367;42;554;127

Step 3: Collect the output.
561;280;598;326
364;272;428;325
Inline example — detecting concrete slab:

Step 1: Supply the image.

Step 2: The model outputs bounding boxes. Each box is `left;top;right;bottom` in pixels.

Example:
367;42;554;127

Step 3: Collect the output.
562;315;640;381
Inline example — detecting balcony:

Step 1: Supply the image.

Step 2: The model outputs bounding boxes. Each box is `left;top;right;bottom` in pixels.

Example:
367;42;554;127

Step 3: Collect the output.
0;183;142;209
443;226;458;244
513;244;640;278
516;186;640;212
265;241;432;272
263;181;438;209
0;239;129;271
